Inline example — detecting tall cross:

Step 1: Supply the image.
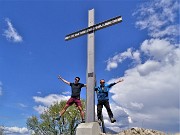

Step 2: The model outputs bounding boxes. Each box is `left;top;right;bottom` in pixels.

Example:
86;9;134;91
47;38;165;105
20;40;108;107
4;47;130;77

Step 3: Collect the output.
65;9;122;123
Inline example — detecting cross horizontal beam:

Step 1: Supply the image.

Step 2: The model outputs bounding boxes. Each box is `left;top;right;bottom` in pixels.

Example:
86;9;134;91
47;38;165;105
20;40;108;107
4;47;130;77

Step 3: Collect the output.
65;16;122;41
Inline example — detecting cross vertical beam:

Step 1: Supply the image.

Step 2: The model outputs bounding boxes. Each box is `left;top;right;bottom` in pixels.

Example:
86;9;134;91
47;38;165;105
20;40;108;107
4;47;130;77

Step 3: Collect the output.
86;9;95;123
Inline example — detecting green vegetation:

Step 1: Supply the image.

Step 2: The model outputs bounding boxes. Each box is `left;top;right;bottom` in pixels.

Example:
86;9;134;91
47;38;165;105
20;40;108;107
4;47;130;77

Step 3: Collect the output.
27;100;85;135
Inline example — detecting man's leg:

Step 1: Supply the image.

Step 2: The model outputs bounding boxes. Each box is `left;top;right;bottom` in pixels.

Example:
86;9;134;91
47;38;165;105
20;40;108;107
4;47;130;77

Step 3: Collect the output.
60;97;74;116
55;104;70;121
60;104;69;116
97;101;103;120
77;106;85;122
104;100;116;123
97;101;103;125
55;98;73;121
75;99;85;123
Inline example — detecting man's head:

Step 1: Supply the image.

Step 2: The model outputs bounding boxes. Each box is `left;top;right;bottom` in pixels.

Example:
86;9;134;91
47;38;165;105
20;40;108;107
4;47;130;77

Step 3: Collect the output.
74;77;80;84
100;79;105;86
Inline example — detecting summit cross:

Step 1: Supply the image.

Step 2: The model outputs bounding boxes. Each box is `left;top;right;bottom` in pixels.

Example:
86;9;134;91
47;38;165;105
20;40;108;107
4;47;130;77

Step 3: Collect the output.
65;9;122;123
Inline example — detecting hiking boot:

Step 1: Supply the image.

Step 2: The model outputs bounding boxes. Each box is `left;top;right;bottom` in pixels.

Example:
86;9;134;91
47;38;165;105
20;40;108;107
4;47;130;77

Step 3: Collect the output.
110;117;116;123
54;115;61;121
97;119;102;126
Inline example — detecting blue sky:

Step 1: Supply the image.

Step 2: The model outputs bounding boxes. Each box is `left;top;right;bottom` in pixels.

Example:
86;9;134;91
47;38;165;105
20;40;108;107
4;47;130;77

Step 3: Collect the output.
0;0;179;134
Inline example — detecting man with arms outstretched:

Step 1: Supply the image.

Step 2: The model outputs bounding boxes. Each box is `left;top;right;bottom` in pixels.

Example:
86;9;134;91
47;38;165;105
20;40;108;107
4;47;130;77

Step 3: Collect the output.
95;79;124;124
55;75;86;123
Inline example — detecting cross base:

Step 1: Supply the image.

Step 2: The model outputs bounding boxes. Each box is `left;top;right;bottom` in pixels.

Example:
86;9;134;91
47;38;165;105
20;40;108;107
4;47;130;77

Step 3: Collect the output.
76;122;101;135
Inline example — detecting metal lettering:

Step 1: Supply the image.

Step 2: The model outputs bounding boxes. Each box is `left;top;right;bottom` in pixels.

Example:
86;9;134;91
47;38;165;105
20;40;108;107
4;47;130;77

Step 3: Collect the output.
80;31;85;34
75;33;79;36
65;16;122;41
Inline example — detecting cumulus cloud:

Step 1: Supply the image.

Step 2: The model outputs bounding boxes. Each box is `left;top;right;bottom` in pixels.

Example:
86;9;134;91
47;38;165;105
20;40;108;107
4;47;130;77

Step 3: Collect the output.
137;60;161;76
3;126;29;135
33;94;70;114
3;18;23;43
141;39;176;61
106;38;180;132
106;39;180;133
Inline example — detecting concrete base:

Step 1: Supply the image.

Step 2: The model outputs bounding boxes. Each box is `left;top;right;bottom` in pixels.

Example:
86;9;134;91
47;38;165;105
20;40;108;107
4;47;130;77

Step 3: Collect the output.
76;122;101;135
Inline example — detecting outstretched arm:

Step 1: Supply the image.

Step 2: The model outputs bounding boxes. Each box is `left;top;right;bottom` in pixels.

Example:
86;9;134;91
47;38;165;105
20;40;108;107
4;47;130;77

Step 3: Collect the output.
115;79;124;84
108;79;124;88
58;75;70;85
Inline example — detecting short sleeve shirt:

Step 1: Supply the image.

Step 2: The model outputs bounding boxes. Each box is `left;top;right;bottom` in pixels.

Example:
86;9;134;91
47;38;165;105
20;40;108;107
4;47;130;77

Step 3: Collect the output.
70;83;84;98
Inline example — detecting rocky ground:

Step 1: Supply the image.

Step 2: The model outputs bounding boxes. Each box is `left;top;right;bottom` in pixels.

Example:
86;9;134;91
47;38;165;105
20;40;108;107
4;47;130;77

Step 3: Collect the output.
100;127;166;135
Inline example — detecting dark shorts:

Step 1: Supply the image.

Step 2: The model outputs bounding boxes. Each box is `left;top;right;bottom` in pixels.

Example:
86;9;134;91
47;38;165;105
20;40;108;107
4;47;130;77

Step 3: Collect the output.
66;97;82;107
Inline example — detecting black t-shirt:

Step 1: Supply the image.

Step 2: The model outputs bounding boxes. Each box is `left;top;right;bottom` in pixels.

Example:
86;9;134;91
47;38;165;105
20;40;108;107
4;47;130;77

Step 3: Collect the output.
70;83;84;98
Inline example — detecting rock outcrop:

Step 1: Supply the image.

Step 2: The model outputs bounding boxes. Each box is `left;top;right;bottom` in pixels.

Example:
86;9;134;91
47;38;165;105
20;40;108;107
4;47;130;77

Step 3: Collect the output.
101;127;166;135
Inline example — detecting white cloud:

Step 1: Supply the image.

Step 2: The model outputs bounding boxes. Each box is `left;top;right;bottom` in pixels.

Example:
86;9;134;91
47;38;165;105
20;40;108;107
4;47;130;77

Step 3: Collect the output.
106;39;180;132
3;18;23;43
137;60;161;76
133;0;179;38
107;0;179;72
106;61;118;71
141;39;176;61
33;94;70;106
130;102;144;110
33;105;48;114
33;94;70;114
106;48;141;71
150;25;179;38
3;126;29;135
62;91;71;95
